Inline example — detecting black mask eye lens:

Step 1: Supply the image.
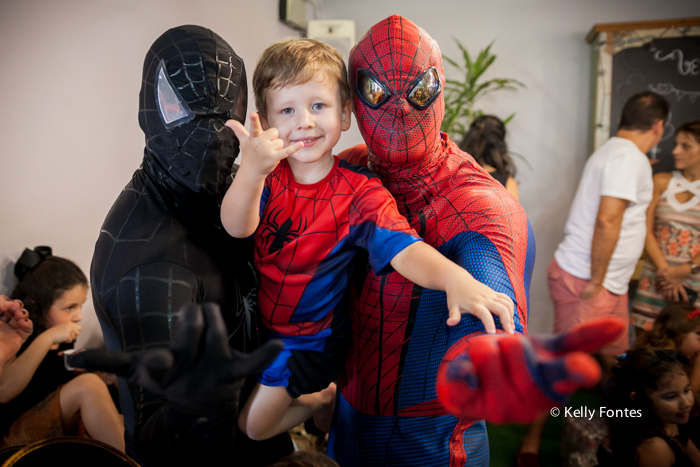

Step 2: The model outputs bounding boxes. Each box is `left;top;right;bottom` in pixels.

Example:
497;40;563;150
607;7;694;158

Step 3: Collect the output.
155;60;195;130
357;69;391;108
406;67;441;109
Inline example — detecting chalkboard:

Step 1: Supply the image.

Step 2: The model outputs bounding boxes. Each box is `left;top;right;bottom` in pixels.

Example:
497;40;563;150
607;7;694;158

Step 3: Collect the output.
611;35;700;173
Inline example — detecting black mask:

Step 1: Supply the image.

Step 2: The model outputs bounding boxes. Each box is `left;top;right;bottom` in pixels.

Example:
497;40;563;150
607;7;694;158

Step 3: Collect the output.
138;25;247;197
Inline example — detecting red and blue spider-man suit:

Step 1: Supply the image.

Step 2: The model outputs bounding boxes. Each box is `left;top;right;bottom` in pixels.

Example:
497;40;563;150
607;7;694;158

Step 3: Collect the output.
255;157;421;392
309;16;624;466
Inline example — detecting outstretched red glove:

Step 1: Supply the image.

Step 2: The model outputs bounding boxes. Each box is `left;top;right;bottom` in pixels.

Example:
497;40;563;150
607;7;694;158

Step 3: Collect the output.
436;317;625;424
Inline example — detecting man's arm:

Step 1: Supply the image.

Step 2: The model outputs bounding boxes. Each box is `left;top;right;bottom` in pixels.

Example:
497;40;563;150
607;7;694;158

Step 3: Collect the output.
582;195;629;300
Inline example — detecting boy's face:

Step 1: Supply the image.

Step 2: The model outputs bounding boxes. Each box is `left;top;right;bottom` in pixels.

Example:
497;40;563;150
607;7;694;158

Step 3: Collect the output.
261;75;351;167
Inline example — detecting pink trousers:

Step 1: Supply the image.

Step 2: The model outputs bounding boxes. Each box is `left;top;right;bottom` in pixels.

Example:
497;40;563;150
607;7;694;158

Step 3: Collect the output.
547;259;629;356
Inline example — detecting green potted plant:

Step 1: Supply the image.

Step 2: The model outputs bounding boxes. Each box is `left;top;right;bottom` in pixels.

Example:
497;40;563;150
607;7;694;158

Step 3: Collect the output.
441;39;525;140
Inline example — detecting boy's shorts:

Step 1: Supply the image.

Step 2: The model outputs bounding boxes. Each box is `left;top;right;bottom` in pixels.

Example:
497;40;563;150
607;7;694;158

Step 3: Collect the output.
259;306;351;398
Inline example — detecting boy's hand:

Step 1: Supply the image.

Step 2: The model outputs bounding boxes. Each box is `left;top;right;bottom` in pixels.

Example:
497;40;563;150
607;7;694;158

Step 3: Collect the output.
226;113;304;178
48;322;81;346
444;272;515;334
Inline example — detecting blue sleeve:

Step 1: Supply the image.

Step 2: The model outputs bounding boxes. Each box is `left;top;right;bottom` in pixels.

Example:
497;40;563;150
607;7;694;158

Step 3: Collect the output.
350;223;422;276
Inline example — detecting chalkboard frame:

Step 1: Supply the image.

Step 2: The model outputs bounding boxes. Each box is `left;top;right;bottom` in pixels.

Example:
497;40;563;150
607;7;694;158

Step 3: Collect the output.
587;18;700;161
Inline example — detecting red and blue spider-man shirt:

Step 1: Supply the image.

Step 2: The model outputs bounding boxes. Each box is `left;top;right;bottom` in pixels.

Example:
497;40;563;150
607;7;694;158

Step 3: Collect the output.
254;156;421;388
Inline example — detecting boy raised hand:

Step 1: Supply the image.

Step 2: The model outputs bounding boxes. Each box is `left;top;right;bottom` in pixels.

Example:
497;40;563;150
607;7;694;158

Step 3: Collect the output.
222;113;303;238
227;113;304;179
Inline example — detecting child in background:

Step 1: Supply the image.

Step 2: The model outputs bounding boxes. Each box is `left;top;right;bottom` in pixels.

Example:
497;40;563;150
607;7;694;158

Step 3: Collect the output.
608;348;700;466
635;302;700;451
635;302;700;394
221;38;515;441
459;115;519;200
0;247;124;452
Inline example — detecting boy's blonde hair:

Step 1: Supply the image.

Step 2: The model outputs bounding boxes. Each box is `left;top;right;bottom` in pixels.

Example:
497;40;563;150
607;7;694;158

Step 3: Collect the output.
253;38;351;119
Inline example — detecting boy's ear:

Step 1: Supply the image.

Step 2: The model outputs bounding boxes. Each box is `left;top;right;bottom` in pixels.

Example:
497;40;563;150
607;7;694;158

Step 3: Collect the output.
340;100;353;132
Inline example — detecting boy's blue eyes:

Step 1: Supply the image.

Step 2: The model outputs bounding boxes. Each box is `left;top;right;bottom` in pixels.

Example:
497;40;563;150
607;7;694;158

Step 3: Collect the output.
279;104;325;114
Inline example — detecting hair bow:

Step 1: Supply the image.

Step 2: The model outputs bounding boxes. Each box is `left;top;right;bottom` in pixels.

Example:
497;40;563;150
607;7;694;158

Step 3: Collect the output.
688;309;700;320
14;246;52;281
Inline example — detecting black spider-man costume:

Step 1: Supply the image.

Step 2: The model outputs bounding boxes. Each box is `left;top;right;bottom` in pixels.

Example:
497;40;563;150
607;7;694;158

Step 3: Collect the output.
89;26;292;466
305;16;621;466
254;157;420;391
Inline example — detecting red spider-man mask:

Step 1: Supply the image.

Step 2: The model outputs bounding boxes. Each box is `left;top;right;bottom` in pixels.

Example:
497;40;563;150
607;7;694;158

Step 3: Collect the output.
349;16;445;177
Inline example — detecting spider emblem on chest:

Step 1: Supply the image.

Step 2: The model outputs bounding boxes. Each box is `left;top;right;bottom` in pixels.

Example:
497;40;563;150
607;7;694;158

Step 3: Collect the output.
261;206;307;255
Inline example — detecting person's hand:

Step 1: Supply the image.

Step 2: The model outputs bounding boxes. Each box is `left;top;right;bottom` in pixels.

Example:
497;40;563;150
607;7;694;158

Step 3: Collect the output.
226;113;303;179
436;317;626;424
661;283;690;303
580;281;603;301
46;322;81;347
0;295;33;365
68;302;283;417
444;273;514;333
657;264;689;288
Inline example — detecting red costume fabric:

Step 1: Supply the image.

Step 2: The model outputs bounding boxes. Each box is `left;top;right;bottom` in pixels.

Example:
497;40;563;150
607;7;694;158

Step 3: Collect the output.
326;16;619;466
328;16;533;466
255;157;421;389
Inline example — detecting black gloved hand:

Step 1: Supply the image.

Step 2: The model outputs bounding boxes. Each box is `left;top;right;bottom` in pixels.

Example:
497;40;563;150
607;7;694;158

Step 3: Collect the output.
70;302;283;416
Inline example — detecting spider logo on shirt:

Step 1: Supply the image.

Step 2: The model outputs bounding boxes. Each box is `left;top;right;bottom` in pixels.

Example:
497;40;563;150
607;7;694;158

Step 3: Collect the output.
261;206;307;255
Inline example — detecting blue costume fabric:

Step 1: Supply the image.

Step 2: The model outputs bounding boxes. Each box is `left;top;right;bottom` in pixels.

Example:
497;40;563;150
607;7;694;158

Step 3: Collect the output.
254;157;421;390
319;16;536;466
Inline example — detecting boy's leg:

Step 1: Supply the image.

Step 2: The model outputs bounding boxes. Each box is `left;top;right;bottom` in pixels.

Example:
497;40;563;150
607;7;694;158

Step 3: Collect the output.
59;373;125;452
239;382;335;441
311;382;336;433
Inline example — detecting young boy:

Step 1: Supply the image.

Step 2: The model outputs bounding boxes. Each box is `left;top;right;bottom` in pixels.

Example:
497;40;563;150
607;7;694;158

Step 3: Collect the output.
221;38;515;441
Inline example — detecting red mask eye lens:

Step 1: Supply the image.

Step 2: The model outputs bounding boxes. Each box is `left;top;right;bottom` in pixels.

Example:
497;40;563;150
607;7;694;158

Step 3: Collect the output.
406;67;441;109
357;69;391;108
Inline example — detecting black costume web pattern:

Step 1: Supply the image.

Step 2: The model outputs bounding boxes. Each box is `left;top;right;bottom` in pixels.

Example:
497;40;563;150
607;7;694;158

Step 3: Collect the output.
91;25;291;466
139;27;247;196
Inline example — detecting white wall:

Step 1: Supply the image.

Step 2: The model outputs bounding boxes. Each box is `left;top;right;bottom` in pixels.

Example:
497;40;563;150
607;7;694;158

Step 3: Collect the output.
0;0;301;347
323;0;700;333
1;0;698;343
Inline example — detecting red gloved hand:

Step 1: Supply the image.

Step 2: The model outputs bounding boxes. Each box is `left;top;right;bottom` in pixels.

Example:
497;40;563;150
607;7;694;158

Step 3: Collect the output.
436;317;625;424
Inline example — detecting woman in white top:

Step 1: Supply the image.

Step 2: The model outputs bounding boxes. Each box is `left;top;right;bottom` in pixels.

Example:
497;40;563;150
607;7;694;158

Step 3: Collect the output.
632;121;700;338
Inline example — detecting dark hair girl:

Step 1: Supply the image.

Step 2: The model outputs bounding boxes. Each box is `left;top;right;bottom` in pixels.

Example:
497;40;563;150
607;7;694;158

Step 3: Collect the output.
459;115;519;200
609;348;698;466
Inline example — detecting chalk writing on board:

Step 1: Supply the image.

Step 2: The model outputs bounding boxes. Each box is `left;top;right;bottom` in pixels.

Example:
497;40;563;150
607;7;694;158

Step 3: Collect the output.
616;72;645;94
648;82;700;104
653;48;700;76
